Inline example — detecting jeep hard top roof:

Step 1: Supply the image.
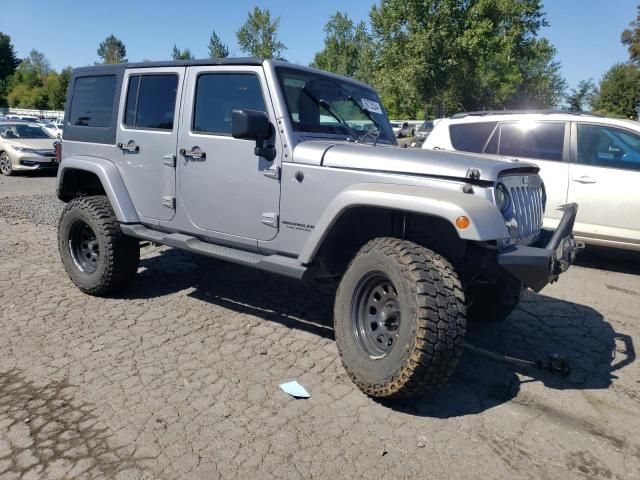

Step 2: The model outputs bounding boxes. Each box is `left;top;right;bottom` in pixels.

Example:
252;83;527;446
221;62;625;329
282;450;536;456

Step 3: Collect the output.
72;57;265;74
71;58;374;90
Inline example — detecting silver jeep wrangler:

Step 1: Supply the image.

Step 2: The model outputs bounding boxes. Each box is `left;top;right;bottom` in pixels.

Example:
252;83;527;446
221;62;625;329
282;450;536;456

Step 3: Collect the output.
56;59;578;399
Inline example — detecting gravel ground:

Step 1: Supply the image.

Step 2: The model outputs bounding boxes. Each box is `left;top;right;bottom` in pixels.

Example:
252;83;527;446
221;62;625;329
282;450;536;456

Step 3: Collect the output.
1;182;639;478
0;193;64;226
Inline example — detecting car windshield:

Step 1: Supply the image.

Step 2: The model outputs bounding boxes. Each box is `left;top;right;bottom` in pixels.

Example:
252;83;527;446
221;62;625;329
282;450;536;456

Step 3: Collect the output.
0;123;53;139
419;121;434;131
276;67;396;144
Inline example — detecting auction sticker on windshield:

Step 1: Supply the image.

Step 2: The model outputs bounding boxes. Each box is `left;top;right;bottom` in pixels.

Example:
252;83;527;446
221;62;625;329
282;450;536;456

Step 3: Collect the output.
361;98;383;114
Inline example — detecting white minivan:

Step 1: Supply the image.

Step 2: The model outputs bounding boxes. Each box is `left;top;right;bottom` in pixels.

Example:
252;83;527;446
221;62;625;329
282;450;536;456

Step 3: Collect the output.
424;111;640;252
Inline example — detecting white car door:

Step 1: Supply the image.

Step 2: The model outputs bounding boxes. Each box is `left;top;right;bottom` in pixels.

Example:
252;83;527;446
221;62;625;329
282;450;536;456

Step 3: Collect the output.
567;122;640;249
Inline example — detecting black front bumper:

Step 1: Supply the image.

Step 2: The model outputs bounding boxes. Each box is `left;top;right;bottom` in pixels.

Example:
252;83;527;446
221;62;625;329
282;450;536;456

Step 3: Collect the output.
498;203;579;292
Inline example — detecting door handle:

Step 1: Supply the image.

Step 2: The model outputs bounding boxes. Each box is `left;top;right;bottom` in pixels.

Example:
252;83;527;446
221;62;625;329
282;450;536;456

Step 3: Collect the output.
572;175;596;184
117;141;139;153
180;147;206;160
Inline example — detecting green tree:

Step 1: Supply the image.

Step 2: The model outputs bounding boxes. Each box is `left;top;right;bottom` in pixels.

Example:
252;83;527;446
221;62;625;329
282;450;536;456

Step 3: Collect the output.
171;45;194;60
97;34;127;64
208;30;230;58
0;33;19;82
368;0;566;118
236;7;286;59
6;49;52;108
0;33;20;107
622;5;640;64
4;51;71;110
311;12;375;82
42;66;72;110
7;83;48;109
592;63;640;118
566;79;597;111
9;49;51;89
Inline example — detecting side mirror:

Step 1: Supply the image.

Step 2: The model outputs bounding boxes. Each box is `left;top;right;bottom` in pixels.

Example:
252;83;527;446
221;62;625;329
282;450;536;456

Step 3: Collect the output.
231;109;276;161
232;109;271;141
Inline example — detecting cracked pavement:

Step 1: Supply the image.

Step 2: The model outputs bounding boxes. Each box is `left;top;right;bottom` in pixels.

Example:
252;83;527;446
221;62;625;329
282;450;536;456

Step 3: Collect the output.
0;175;639;479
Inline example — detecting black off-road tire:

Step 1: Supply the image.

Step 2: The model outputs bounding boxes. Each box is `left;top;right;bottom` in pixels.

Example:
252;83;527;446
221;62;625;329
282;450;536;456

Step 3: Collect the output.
334;237;466;399
467;273;524;323
58;195;140;296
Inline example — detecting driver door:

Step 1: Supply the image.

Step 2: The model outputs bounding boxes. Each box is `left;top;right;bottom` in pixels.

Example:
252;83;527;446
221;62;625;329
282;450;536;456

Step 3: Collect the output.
177;66;282;241
568;122;640;246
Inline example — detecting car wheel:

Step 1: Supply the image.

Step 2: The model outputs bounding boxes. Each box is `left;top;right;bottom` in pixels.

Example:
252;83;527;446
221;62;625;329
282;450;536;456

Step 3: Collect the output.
58;195;140;296
334;237;466;399
0;152;13;176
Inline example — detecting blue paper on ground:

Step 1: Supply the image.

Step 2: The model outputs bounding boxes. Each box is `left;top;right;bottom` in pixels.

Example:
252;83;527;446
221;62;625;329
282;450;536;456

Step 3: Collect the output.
279;381;310;398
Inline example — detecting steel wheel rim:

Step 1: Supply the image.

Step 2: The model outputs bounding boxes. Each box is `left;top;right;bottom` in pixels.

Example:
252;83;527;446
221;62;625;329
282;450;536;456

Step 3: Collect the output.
0;154;11;174
352;271;401;359
69;220;99;273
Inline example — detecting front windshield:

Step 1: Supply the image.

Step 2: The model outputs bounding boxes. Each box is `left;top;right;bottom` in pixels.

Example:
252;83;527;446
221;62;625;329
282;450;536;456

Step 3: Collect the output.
276;67;396;145
419;121;433;132
0;123;53;139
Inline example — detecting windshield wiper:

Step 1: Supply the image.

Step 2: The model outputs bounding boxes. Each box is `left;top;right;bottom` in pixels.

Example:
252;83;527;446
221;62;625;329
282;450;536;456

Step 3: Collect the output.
300;87;360;141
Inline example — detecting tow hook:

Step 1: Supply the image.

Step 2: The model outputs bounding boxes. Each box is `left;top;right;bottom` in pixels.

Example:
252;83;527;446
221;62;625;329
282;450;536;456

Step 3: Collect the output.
464;343;571;376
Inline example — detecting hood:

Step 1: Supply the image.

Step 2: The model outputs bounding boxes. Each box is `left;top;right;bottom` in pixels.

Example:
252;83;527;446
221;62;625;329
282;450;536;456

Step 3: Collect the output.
293;141;538;183
2;138;57;150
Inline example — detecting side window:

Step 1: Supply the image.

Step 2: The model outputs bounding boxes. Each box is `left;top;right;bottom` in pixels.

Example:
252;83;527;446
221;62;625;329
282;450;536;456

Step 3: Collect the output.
69;75;117;127
449;122;497;153
124;74;178;130
577;124;640;171
499;122;565;161
193;73;266;135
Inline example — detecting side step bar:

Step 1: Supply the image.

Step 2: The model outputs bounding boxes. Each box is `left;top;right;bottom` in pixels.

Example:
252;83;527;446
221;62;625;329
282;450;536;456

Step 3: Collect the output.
121;224;308;280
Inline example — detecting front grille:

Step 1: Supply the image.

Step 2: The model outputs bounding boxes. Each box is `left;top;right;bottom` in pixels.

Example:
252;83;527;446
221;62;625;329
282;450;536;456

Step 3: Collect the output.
510;185;544;241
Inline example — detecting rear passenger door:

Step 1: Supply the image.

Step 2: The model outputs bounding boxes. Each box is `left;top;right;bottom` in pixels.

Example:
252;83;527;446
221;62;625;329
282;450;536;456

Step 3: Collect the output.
492;121;570;226
115;67;185;223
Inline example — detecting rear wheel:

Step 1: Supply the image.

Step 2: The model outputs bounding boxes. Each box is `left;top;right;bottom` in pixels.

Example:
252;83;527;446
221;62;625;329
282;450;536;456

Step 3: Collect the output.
0;152;13;176
58;195;140;295
334;238;466;399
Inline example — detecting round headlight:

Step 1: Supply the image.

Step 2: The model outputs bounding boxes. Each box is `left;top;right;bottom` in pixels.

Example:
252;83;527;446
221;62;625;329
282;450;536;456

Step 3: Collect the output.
495;183;511;214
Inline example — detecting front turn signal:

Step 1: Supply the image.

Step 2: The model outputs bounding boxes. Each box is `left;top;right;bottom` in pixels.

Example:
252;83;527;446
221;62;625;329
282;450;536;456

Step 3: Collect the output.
456;216;471;230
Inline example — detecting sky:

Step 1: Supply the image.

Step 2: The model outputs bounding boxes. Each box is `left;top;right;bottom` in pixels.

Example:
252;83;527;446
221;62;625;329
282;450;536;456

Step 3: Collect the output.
1;0;637;90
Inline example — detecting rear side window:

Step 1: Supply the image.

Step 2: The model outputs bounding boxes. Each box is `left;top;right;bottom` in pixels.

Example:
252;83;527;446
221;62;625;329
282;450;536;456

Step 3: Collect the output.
449;122;497;153
498;122;565;161
69;75;117;127
193;73;266;135
124;74;178;130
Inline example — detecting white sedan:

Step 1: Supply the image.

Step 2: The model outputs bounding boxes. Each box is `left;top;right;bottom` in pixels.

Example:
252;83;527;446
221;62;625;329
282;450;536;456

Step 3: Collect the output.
43;122;63;138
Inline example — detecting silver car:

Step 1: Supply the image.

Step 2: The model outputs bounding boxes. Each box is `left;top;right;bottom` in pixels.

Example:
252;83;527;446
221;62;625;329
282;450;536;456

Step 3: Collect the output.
424;111;640;252
0;122;58;176
54;59;578;399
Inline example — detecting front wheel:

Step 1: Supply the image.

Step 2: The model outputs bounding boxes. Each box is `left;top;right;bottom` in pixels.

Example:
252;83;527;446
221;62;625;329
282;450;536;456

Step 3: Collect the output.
0;152;13;176
58;195;140;296
334;238;466;399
